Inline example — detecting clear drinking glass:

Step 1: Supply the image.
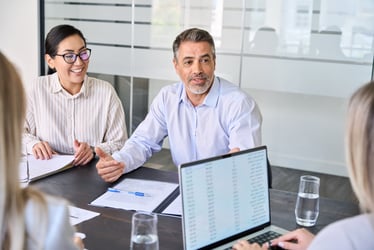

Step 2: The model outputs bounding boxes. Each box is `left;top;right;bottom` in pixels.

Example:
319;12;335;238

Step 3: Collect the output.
19;155;30;187
295;175;320;227
130;212;159;250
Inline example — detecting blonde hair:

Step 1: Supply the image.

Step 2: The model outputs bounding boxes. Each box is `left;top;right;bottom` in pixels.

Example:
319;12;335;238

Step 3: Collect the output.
346;80;374;212
0;52;47;249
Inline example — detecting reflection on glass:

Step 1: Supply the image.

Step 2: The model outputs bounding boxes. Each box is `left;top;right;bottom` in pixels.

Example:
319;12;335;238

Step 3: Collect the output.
249;27;279;55
241;0;374;62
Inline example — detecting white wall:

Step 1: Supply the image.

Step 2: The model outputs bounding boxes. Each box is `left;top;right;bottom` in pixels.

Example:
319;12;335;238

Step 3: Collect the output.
0;0;39;90
249;89;349;176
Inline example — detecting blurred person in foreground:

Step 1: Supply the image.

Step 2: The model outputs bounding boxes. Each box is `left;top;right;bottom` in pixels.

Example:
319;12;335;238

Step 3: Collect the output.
0;51;84;250
232;81;374;250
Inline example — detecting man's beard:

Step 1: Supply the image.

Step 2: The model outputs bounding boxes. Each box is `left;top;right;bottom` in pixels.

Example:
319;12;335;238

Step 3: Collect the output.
187;73;212;94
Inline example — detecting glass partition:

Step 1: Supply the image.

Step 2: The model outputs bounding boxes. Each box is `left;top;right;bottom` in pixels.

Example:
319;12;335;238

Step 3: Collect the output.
42;0;374;175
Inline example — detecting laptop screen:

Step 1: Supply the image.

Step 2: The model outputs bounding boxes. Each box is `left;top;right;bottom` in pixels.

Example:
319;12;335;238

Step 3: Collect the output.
179;146;270;250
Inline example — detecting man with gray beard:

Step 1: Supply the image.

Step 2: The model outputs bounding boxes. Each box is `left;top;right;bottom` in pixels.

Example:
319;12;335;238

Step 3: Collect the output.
95;28;262;183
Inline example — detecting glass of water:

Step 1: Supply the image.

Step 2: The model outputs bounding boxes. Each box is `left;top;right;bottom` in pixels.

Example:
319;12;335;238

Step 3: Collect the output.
295;175;320;227
19;155;30;187
130;212;159;250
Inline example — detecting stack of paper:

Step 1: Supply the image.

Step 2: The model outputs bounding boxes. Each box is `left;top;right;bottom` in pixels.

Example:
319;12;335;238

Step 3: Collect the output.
19;154;75;182
90;178;179;213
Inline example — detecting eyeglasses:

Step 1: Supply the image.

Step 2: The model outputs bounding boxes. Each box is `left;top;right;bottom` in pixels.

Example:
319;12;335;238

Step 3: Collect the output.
55;48;91;64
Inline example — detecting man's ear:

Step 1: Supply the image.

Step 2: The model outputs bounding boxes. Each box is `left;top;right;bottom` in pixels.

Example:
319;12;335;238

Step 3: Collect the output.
45;54;55;70
172;57;177;68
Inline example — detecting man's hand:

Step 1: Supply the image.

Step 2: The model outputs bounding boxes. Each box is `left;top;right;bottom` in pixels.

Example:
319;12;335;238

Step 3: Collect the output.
73;139;94;166
95;147;125;182
32;141;56;160
228;147;240;154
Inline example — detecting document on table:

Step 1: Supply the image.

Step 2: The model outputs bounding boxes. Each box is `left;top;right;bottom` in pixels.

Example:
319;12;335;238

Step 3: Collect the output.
90;178;179;212
162;194;182;216
19;155;74;182
69;206;100;226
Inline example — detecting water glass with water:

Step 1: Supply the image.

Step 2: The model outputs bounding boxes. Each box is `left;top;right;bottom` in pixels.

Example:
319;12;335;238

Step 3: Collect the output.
295;175;320;227
130;212;159;250
19;155;30;187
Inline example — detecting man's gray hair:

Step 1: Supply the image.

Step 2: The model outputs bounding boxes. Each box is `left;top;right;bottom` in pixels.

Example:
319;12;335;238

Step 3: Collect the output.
172;28;216;59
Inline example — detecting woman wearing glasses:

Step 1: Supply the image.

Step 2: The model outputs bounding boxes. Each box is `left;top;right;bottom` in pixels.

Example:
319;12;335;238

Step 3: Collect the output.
23;24;127;165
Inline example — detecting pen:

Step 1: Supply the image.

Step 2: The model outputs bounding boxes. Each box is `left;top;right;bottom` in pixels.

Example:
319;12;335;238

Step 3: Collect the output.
107;187;150;197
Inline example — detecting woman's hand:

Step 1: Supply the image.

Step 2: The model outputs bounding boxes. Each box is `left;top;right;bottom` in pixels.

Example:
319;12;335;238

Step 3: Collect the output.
270;228;315;250
232;240;268;250
32;141;56;160
73;139;94;166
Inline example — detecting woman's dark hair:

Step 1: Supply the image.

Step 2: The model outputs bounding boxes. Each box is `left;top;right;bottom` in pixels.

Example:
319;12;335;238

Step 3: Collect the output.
45;24;86;74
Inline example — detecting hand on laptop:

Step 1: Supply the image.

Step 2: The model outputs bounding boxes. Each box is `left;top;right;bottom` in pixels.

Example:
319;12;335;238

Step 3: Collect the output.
270;228;315;250
232;228;314;250
95;147;125;182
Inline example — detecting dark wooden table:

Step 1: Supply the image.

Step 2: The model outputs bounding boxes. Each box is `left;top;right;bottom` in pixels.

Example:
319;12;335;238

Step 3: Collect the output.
31;159;359;250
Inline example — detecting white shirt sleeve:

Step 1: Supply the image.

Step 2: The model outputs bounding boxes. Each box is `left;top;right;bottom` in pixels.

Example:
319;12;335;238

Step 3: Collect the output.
25;195;79;250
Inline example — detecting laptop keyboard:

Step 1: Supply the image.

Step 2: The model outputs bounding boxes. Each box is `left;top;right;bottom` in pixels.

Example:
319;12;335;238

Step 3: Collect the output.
224;231;282;250
248;231;281;245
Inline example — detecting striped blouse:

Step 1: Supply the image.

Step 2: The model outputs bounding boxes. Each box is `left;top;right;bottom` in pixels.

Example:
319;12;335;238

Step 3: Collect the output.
23;73;127;155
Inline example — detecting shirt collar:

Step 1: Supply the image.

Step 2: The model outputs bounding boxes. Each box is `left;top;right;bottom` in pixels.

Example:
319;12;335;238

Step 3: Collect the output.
51;73;89;97
204;76;220;107
179;76;220;107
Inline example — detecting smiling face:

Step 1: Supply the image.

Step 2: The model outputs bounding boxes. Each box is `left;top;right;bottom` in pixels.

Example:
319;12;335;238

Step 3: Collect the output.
173;41;216;100
45;34;89;92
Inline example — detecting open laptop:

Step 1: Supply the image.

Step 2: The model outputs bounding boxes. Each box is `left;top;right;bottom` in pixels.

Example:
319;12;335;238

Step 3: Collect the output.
178;145;288;250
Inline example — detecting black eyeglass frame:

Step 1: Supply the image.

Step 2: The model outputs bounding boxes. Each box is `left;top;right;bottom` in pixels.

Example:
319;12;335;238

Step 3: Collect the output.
55;48;92;64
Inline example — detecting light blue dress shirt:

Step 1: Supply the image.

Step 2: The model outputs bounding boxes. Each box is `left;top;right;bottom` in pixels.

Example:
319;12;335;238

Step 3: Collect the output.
113;76;262;173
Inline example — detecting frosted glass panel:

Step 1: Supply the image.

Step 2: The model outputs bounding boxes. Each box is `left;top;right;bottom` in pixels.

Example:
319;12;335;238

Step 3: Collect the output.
45;0;131;3
45;4;132;21
88;45;131;77
242;0;374;62
132;48;177;81
45;20;132;45
241;57;372;97
43;0;374;176
215;54;241;84
222;10;244;27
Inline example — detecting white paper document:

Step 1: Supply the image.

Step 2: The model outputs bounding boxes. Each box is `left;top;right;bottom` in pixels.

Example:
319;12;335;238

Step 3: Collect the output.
69;206;100;226
19;154;74;182
90;178;178;212
162;194;182;216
